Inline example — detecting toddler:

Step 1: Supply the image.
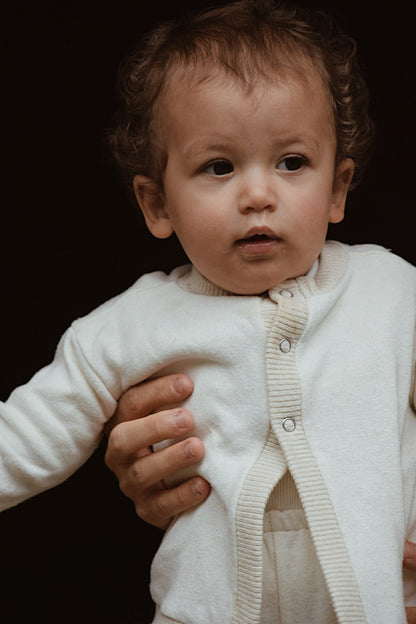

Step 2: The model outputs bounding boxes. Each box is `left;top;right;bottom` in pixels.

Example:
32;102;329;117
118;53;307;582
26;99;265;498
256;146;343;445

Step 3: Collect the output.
1;1;415;622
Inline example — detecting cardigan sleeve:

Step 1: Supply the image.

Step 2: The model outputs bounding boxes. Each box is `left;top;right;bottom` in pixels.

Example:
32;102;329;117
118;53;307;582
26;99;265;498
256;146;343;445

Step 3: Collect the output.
0;327;117;511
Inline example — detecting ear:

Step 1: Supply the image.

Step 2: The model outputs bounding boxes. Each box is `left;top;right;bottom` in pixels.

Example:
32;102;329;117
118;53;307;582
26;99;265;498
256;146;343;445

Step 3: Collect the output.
133;175;174;239
328;158;355;224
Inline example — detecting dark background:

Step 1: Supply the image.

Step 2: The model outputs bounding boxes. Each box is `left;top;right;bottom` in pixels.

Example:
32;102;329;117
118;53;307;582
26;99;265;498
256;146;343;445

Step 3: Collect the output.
1;1;415;622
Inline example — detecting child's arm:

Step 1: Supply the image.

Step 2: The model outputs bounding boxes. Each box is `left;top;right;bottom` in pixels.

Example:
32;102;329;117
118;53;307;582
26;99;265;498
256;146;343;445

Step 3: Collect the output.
105;374;210;529
0;327;117;511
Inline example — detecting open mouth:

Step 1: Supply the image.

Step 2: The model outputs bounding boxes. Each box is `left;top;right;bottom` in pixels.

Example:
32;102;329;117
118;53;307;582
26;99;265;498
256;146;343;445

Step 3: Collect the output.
243;234;274;243
235;233;280;254
236;233;277;244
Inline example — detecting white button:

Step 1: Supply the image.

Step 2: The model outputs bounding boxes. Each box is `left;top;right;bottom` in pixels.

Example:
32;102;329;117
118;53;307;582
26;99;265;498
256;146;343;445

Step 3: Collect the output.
279;289;293;298
282;418;296;432
279;338;291;353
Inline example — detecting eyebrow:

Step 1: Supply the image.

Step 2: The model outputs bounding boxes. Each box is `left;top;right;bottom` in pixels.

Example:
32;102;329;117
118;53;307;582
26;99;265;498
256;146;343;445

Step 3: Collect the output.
272;134;322;152
183;141;231;159
184;135;321;158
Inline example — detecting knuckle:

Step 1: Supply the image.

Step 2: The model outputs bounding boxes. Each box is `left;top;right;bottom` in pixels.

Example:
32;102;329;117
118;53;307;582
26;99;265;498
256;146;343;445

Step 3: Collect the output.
104;447;114;471
163;442;184;469
134;502;163;528
111;458;149;499
175;485;191;510
118;464;147;498
153;492;175;520
117;475;132;498
106;423;129;459
148;411;165;441
129;461;148;488
135;376;175;416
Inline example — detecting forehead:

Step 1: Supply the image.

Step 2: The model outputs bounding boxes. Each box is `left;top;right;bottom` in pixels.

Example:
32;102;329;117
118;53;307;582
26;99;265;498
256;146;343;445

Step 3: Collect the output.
160;53;328;101
156;64;335;147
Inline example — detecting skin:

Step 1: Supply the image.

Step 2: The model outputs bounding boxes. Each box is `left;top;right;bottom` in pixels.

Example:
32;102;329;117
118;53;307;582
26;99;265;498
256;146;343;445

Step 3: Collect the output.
121;70;353;521
105;70;415;613
134;73;354;295
405;540;416;622
105;374;210;528
105;377;416;621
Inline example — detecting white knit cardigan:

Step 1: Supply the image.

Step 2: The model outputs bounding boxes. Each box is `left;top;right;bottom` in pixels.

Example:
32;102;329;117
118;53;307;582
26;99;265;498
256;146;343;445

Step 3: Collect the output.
1;241;415;623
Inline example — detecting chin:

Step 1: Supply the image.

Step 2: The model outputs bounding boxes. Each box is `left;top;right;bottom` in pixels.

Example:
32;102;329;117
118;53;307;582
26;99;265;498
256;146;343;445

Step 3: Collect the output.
227;279;280;296
209;266;288;296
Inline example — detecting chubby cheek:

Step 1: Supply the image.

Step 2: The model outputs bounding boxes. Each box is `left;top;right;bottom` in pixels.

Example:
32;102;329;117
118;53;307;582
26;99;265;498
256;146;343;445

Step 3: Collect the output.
301;204;330;233
172;200;224;239
170;215;214;263
292;186;333;230
178;224;229;283
287;215;330;272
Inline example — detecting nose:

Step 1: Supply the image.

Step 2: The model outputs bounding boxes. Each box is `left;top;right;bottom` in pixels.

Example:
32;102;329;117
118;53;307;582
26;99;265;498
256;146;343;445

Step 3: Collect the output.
238;169;276;214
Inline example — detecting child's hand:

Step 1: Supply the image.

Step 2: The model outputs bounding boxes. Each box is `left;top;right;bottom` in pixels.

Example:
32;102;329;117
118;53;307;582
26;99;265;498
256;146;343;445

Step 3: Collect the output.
105;374;211;529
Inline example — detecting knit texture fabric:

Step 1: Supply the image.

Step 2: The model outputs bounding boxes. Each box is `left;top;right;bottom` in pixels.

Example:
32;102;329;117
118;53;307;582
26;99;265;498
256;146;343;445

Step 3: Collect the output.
1;242;415;623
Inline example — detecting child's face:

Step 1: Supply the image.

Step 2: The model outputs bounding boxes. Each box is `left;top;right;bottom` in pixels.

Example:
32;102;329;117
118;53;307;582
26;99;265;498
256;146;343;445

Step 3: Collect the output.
135;71;353;294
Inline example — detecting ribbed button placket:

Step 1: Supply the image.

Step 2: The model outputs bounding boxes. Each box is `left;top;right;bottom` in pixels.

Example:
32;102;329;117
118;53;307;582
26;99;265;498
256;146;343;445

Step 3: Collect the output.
279;288;293;298
265;292;305;439
278;334;294;431
279;337;291;353
264;285;367;622
268;280;299;304
282;417;296;432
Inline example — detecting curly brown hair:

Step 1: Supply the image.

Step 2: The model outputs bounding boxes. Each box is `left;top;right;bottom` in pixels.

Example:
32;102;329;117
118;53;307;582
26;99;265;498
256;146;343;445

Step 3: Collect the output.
109;0;374;192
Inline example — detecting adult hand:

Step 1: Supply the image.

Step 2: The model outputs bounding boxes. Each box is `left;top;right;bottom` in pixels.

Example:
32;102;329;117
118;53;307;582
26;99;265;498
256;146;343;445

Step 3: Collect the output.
105;377;416;618
404;539;416;623
105;374;211;529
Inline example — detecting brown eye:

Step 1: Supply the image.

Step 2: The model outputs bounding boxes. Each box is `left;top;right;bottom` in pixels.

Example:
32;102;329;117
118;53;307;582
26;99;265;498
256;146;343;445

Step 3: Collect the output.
204;160;234;175
277;155;305;171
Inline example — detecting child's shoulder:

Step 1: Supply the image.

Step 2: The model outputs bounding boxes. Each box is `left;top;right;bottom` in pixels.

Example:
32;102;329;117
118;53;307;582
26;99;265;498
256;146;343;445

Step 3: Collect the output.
128;264;192;294
72;264;191;328
342;242;416;293
343;242;415;274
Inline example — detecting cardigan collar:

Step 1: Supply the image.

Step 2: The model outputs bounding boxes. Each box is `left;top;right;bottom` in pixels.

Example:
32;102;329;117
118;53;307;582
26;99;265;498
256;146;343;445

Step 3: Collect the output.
177;240;349;298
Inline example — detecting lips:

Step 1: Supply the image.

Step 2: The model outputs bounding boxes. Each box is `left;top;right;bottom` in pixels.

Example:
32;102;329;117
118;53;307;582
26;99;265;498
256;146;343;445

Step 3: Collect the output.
236;226;280;245
241;233;274;243
235;227;280;255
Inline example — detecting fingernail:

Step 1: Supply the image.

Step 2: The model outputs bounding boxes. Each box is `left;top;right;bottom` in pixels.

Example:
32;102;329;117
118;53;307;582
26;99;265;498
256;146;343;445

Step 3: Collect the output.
192;481;202;496
172;376;183;394
185;440;197;459
174;409;187;429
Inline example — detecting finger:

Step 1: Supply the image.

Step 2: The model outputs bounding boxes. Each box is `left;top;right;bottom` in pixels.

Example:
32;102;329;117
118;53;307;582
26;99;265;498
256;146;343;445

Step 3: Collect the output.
139;477;211;530
107;374;194;431
118;437;205;492
105;407;195;469
404;539;416;570
405;607;416;624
